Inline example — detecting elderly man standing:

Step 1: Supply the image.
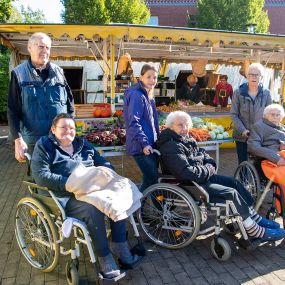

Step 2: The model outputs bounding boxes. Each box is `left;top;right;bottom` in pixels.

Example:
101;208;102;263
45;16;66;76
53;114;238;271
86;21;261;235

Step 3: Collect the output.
8;32;74;162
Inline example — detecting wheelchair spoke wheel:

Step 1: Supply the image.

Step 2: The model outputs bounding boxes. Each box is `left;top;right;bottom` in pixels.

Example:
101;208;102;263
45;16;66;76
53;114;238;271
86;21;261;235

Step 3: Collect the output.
15;197;59;272
234;161;261;201
138;183;200;249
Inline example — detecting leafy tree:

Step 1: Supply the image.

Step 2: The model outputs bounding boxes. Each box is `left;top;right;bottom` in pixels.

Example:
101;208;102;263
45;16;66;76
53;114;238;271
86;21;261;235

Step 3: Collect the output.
8;5;46;23
196;0;270;33
20;5;46;23
61;0;150;24
0;0;13;22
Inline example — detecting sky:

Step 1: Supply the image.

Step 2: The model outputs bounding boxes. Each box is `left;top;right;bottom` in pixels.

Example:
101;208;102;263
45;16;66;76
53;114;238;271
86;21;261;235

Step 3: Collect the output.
13;0;64;23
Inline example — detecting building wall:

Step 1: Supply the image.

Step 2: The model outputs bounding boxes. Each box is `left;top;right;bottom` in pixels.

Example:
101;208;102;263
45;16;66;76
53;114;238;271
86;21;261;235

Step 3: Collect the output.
147;0;285;35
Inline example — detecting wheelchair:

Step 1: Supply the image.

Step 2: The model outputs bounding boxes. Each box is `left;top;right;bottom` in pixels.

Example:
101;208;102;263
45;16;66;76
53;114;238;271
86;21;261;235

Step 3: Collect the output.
15;154;145;285
234;154;285;228
137;150;256;262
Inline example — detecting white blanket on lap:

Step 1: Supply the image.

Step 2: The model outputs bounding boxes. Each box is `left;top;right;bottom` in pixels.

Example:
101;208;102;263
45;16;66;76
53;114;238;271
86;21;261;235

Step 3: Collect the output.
65;164;142;222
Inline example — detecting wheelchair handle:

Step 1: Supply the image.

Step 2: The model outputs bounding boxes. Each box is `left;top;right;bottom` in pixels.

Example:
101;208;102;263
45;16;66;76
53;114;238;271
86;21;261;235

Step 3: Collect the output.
24;152;32;162
152;149;161;156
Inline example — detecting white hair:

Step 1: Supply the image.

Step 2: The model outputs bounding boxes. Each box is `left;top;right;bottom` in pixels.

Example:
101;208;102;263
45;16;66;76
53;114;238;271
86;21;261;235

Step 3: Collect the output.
247;62;265;77
263;104;285;118
165;111;193;128
28;32;51;47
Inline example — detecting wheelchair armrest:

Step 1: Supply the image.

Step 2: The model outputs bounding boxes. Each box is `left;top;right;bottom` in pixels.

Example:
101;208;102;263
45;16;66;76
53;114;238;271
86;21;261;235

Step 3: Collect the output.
23;180;49;191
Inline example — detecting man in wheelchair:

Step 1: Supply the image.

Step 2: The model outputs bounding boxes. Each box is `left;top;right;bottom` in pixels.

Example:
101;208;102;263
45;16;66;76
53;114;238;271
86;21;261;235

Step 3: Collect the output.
156;111;285;242
31;113;141;279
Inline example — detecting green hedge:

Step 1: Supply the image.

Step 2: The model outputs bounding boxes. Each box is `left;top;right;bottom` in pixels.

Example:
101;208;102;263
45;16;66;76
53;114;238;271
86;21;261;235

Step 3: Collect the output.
0;46;10;122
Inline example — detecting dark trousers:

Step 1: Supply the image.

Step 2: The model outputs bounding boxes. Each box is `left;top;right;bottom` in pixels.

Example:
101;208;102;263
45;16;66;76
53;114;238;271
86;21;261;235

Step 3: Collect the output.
65;197;127;257
203;174;254;219
235;141;248;164
133;153;158;192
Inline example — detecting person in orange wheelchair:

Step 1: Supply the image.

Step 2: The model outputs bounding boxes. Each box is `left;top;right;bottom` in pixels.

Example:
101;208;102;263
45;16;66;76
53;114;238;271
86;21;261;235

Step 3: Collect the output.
248;104;285;166
248;104;285;214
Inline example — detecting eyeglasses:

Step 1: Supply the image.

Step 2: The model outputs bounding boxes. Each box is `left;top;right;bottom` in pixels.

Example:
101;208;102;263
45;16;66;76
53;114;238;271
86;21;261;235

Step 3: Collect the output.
56;126;76;131
34;43;51;51
248;73;261;78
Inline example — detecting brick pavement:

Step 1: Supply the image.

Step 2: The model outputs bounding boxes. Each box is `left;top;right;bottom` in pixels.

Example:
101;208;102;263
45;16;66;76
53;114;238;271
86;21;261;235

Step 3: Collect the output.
1;138;285;285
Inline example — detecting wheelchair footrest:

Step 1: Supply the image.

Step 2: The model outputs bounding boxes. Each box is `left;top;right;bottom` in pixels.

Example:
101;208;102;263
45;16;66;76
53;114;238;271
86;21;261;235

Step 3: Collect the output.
237;238;268;251
98;272;126;284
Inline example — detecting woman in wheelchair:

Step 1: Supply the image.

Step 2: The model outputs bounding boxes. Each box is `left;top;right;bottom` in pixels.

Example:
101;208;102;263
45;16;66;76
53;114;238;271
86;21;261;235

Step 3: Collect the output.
248;104;285;166
31;113;140;279
155;111;285;241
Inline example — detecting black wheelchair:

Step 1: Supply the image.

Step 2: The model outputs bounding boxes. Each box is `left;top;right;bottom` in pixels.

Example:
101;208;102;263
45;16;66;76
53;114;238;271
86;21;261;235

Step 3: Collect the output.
15;154;145;285
234;154;285;228
137;150;258;262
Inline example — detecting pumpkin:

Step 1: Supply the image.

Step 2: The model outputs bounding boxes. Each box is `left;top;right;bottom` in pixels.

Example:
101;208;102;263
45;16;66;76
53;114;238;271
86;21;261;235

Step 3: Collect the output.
93;109;102;118
101;109;111;118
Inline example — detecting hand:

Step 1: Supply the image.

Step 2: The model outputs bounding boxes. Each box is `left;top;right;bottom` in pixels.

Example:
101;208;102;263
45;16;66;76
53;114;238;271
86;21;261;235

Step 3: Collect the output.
277;157;285;166
205;163;216;176
143;145;153;155
15;137;28;162
280;143;285;151
241;130;250;138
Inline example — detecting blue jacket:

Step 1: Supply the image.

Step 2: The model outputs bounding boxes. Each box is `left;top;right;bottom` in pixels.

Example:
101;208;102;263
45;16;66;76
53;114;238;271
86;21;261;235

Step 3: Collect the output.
123;81;159;155
8;60;74;144
31;134;113;197
230;83;272;142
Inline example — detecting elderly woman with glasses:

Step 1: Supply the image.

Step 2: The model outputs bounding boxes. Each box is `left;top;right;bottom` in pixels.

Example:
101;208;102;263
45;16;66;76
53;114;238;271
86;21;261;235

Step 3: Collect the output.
248;104;285;166
31;113;140;280
231;63;272;164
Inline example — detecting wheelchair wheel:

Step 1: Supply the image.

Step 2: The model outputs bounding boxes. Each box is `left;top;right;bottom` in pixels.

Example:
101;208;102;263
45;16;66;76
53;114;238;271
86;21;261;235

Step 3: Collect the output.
15;197;59;272
66;260;79;285
138;183;201;249
234;161;261;201
210;237;231;261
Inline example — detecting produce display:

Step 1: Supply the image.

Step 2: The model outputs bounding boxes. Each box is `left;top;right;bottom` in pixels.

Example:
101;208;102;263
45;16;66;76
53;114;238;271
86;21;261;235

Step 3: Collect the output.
82;120;126;146
80;114;230;147
157;100;216;113
85;128;126;146
158;116;230;142
191;117;230;140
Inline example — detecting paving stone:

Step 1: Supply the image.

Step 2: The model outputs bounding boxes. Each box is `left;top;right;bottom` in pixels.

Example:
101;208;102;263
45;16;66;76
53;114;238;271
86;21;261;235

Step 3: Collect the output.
1;277;16;285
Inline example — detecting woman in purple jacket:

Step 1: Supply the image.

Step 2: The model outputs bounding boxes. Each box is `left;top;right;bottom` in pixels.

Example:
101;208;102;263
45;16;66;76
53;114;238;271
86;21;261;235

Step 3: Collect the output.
123;64;159;192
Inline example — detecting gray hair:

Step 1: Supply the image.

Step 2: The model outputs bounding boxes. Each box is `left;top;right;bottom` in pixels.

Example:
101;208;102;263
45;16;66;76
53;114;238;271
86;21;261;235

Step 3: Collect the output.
165;111;193;128
28;32;51;48
247;62;265;77
263;104;285;118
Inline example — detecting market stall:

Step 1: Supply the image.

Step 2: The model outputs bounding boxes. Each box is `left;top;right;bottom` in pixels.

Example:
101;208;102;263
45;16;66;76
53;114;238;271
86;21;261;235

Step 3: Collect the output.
1;24;285;152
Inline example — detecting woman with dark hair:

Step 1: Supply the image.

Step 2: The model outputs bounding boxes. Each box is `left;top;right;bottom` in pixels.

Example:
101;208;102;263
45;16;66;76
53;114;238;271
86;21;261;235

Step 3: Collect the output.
123;64;159;192
31;113;140;279
213;74;233;107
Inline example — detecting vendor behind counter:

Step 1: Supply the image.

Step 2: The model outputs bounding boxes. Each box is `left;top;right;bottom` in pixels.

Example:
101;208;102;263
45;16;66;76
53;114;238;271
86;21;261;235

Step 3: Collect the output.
176;74;202;103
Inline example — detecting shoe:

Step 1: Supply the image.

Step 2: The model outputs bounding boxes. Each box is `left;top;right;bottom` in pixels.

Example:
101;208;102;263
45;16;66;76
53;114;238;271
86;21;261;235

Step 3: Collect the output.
260;227;285;241
118;254;144;270
257;217;280;229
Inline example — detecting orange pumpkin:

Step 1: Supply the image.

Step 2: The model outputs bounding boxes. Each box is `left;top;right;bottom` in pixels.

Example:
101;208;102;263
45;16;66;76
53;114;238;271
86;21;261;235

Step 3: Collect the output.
93;109;102;118
101;109;111;118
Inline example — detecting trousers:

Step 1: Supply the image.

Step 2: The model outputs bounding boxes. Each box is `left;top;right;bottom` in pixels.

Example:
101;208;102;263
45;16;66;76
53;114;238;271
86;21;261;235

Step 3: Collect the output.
203;174;254;219
133;153;158;192
65;197;126;257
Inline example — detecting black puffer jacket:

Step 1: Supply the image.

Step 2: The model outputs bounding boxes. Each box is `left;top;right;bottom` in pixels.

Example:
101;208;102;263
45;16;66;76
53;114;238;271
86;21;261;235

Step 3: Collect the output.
156;128;217;184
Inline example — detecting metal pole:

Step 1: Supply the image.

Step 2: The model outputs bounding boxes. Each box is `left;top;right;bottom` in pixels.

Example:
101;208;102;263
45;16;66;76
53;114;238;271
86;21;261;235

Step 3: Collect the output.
110;35;115;113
